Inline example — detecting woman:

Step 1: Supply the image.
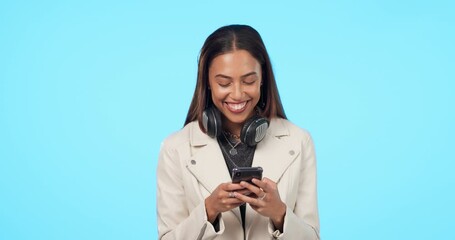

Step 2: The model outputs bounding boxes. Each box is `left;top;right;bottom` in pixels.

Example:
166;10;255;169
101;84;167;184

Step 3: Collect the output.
157;24;320;239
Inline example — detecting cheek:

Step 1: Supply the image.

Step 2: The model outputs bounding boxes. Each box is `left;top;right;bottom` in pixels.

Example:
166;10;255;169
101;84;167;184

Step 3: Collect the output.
246;85;261;98
211;87;230;100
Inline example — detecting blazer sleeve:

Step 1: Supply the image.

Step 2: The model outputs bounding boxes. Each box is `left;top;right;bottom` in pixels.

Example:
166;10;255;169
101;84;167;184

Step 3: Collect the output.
157;140;224;240
268;131;320;239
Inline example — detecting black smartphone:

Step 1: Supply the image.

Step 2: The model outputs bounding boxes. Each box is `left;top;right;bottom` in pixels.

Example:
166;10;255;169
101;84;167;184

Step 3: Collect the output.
231;167;263;185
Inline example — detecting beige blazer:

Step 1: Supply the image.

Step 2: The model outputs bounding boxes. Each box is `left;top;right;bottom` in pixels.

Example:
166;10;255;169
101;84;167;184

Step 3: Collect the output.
157;118;320;240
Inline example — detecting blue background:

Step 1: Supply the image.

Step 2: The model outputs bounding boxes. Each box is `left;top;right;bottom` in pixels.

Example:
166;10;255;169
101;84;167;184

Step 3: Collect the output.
1;1;454;239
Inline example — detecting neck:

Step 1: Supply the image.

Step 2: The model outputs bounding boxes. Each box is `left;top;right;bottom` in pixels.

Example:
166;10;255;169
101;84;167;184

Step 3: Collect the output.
223;123;242;139
222;111;257;138
224;130;240;140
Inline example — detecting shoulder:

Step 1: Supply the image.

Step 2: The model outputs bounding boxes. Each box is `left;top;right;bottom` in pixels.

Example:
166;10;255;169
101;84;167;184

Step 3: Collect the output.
160;121;198;151
269;118;312;142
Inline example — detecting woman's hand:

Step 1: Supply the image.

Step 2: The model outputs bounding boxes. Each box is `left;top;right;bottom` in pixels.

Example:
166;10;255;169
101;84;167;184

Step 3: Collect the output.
234;177;287;231
205;182;246;223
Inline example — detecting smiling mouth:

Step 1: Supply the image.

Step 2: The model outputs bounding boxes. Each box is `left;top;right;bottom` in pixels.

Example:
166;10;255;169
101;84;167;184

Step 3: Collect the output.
225;101;248;112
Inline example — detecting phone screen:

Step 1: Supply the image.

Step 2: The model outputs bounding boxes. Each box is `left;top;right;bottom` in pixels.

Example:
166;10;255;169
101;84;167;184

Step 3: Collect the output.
231;166;263;184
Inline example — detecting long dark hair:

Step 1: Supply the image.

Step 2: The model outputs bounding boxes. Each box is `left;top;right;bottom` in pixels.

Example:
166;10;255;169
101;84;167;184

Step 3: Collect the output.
184;24;286;131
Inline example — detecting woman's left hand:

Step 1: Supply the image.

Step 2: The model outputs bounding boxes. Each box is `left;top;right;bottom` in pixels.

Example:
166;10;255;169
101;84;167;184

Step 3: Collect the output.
233;177;286;231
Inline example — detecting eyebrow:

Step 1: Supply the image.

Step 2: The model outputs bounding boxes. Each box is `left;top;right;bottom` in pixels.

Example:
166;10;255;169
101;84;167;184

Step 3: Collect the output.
214;72;258;80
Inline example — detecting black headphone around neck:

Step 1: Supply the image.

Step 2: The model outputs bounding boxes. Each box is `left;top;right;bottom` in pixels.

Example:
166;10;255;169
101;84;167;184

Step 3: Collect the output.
202;107;269;147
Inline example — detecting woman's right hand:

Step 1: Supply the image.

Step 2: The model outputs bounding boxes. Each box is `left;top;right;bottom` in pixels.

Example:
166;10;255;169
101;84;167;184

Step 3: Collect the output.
205;182;246;223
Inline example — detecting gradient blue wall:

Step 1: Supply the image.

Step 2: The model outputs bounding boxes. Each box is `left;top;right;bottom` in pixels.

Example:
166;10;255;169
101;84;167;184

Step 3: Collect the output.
1;1;454;239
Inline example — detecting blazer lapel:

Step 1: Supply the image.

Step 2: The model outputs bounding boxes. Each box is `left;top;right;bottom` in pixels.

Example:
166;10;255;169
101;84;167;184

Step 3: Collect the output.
252;118;299;183
185;123;242;222
186;122;231;193
246;118;300;234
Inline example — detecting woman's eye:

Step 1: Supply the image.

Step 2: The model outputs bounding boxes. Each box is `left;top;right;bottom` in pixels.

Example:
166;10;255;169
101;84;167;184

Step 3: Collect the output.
218;82;231;87
243;80;256;85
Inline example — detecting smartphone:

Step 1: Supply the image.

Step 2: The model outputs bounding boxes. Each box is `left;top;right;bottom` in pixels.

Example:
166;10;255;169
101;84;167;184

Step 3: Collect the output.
231;167;263;185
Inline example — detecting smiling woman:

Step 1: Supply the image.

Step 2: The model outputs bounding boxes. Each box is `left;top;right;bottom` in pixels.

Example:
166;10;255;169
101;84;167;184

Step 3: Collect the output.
156;25;320;240
208;50;262;136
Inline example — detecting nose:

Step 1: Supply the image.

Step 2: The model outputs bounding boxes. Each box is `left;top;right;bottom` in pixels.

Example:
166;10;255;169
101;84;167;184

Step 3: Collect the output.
230;82;243;100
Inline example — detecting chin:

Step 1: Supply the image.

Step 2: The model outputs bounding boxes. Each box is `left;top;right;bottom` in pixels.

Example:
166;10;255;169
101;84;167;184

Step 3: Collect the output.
224;112;254;124
226;117;248;125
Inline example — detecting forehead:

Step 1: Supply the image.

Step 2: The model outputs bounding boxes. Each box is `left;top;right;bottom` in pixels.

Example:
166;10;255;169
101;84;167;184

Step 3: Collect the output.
209;50;261;76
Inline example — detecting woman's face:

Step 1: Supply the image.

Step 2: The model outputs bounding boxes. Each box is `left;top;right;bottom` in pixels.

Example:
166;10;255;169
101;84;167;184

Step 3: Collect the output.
208;49;262;133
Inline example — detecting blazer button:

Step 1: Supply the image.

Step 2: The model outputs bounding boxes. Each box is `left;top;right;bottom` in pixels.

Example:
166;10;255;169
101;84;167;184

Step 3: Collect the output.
191;160;196;165
289;150;295;156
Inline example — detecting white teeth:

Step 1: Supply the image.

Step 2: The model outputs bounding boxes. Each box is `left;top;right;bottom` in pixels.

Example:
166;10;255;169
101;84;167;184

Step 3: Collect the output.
227;102;247;110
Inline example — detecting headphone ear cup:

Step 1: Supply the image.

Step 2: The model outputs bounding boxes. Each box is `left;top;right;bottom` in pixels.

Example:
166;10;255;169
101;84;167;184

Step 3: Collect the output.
240;116;269;147
202;107;222;138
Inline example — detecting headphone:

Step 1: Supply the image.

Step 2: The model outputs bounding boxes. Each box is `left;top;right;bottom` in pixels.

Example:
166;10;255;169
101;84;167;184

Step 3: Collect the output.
202;107;269;147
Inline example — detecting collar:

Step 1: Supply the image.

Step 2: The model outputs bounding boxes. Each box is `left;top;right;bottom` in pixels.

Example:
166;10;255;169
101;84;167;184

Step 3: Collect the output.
189;118;290;147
